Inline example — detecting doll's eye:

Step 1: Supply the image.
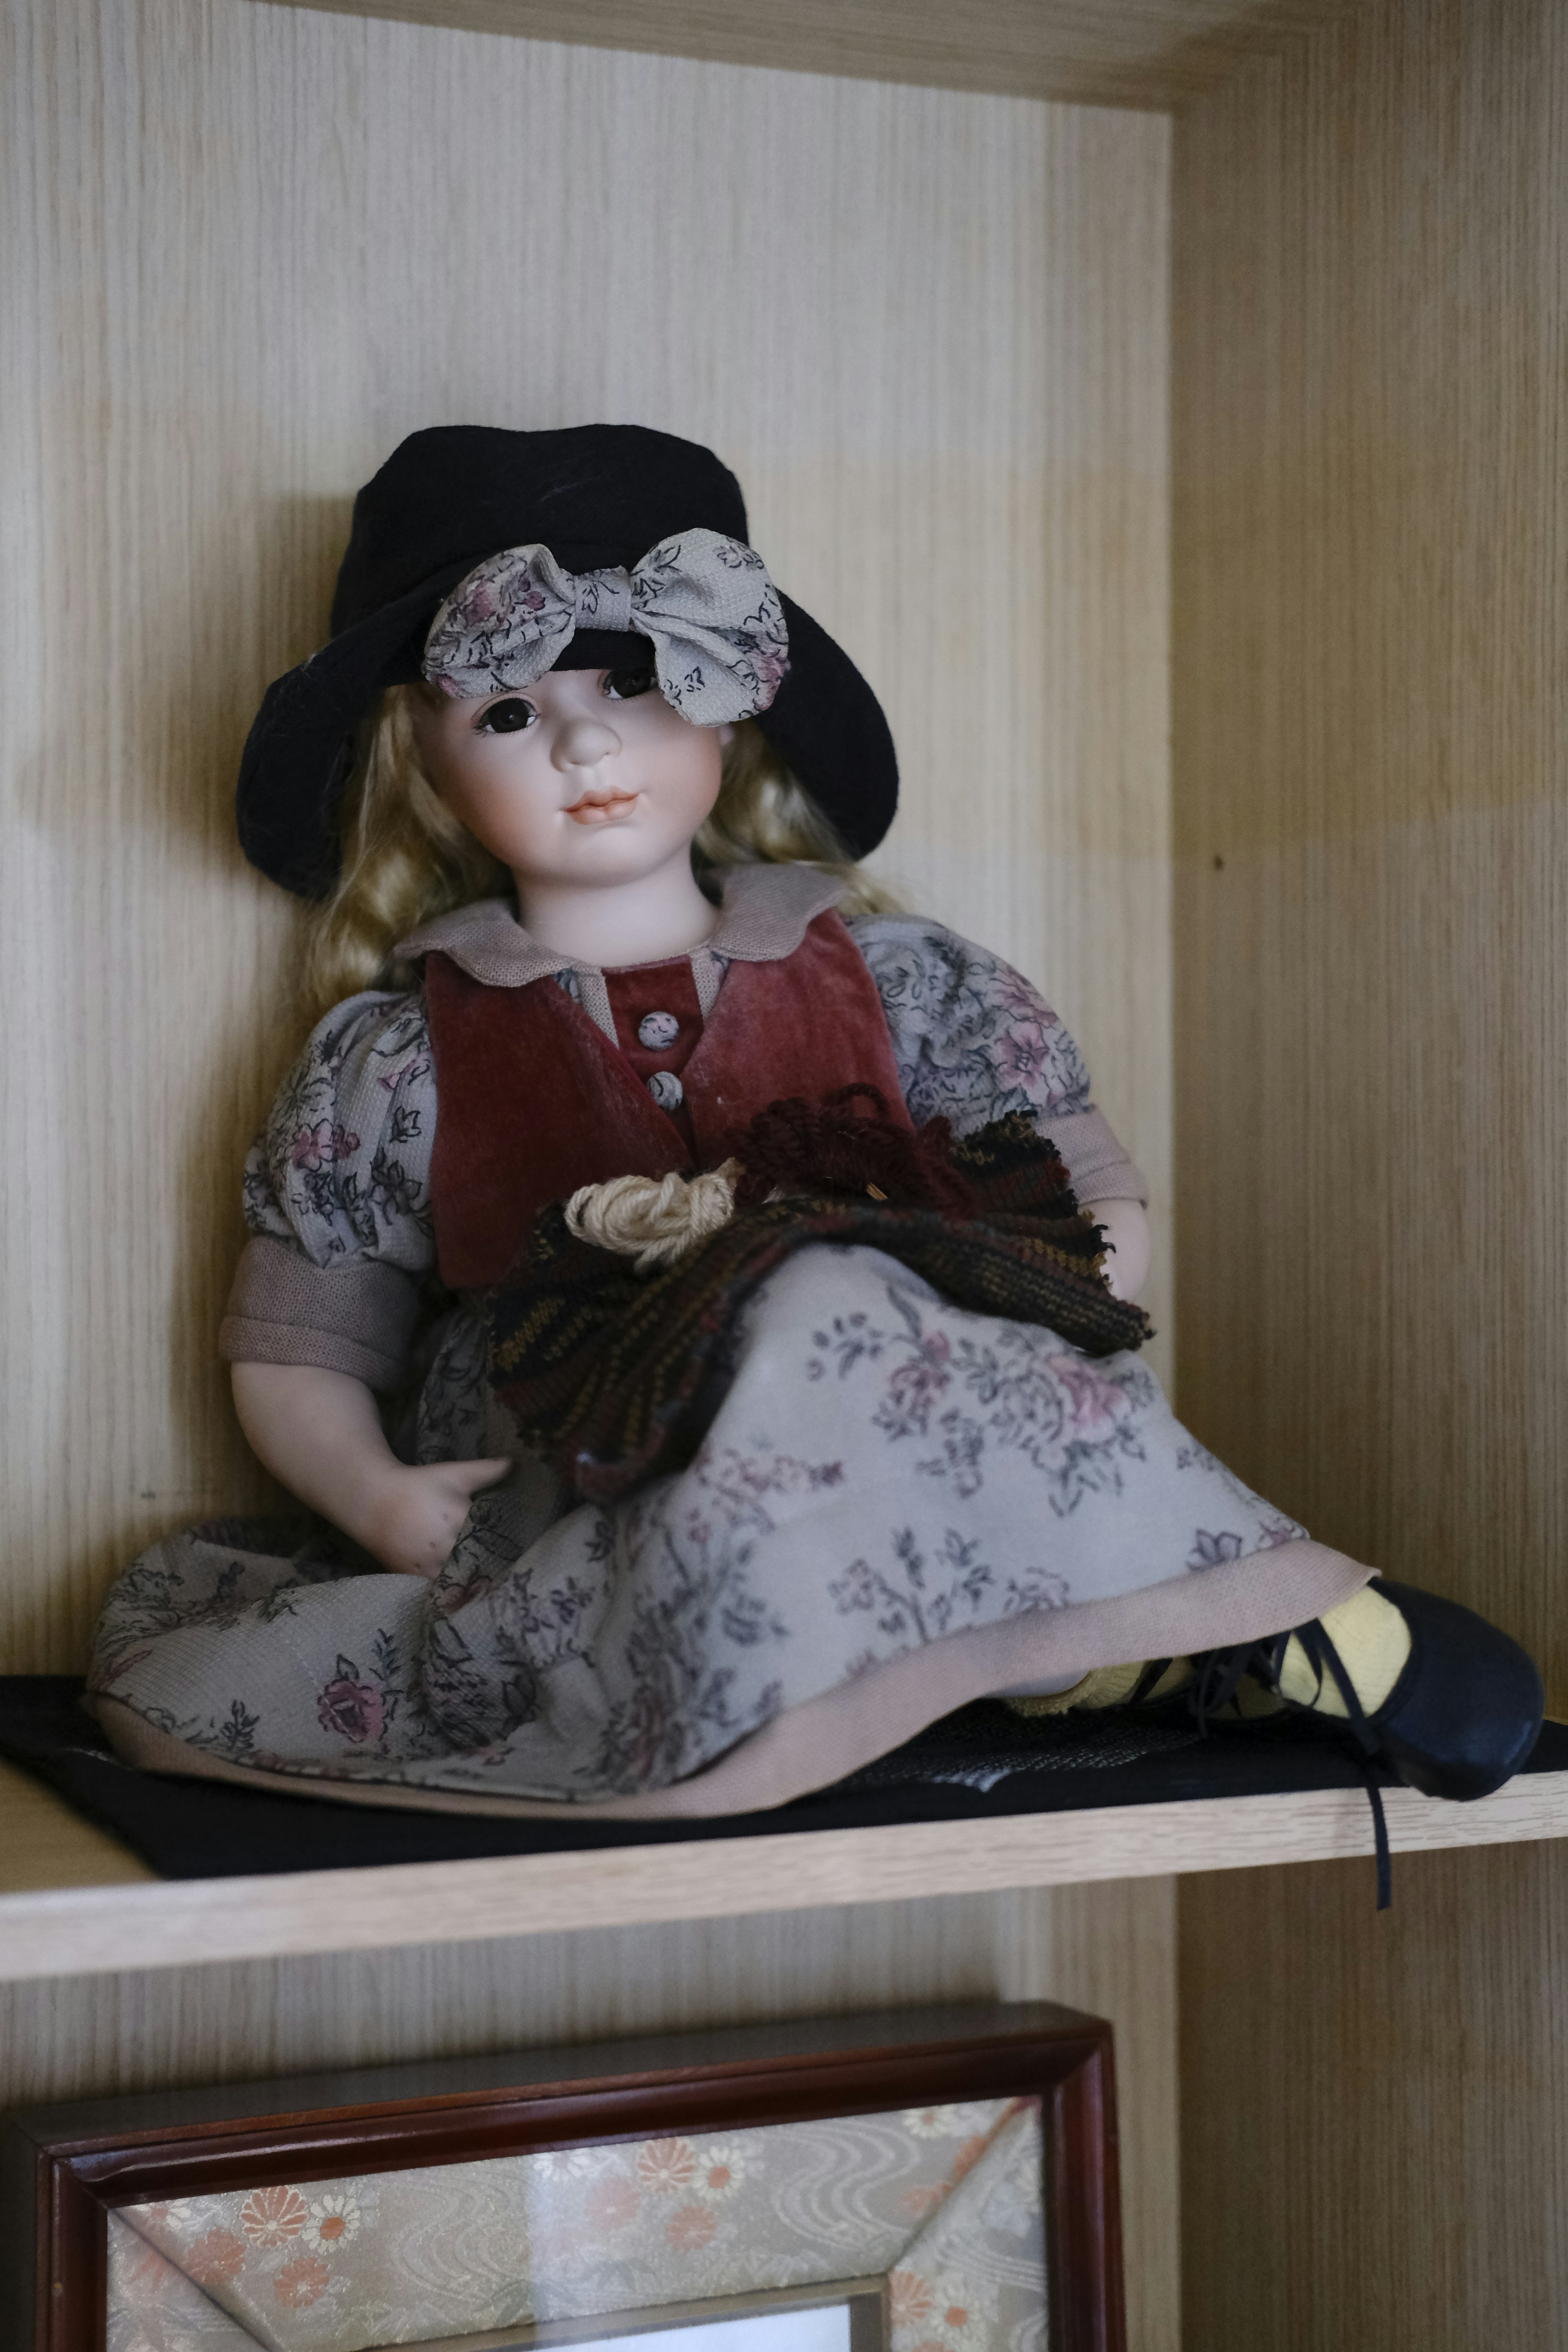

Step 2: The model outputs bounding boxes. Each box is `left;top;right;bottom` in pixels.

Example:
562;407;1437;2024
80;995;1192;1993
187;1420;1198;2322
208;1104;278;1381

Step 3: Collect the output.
476;696;537;733
604;666;657;701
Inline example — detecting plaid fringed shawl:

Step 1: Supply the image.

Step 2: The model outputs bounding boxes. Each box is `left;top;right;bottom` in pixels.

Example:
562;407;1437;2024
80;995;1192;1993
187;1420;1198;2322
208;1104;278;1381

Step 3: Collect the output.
485;1108;1153;1501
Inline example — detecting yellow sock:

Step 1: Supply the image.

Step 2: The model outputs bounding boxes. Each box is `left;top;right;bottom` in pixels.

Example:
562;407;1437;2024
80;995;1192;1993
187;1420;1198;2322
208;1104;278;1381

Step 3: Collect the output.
1004;1658;1192;1717
1277;1584;1411;1719
1001;1594;1411;1726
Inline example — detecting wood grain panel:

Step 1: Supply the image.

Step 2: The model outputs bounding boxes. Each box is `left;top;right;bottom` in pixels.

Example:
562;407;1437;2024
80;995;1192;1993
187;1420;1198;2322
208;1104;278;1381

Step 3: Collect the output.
1;0;1172;1677
0;1881;1180;2352
256;0;1357;111
1172;0;1568;2340
1182;1844;1568;2351
1;13;1177;2345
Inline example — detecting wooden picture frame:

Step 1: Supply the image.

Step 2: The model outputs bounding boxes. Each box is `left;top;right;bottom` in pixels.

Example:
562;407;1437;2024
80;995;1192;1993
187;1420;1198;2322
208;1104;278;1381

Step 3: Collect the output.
1;2000;1123;2352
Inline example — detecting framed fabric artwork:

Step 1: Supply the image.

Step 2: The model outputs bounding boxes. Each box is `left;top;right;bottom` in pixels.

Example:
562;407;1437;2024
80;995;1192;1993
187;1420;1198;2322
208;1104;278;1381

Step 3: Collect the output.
0;2001;1123;2352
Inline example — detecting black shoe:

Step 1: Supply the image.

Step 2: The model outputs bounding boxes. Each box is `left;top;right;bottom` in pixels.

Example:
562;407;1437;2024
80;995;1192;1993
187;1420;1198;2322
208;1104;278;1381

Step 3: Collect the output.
1187;1578;1544;1912
1193;1575;1544;1803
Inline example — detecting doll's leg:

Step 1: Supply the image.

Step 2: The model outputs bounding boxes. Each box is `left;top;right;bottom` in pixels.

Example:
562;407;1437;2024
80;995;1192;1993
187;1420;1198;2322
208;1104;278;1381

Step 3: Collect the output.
1274;1583;1410;1712
1007;1580;1541;1806
1007;1591;1406;1717
1007;1658;1193;1715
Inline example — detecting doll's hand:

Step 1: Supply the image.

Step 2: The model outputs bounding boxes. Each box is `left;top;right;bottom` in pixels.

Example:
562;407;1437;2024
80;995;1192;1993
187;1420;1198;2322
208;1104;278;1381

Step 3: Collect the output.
232;1363;512;1580
352;1457;514;1579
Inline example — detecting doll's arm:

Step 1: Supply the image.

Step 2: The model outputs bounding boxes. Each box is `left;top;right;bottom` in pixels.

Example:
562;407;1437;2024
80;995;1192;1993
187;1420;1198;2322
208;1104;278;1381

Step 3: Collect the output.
224;989;490;1576
1082;1196;1149;1301
849;918;1152;1292
232;1363;510;1579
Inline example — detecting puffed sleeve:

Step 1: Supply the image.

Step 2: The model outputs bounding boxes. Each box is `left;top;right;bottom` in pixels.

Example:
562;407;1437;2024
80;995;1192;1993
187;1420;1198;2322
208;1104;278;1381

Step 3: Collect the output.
847;915;1149;1205
218;991;438;1391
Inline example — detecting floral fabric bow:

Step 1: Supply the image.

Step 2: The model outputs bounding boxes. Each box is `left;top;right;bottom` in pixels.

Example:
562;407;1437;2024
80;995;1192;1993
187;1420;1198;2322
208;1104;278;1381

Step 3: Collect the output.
422;528;790;725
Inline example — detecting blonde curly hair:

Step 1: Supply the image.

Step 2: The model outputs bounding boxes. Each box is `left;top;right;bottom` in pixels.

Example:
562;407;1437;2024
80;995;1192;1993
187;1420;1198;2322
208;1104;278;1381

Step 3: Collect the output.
298;684;900;1021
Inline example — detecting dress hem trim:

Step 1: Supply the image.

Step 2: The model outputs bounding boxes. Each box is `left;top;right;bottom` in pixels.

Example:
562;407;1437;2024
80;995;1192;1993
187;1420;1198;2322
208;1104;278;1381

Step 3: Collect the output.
91;1539;1372;1823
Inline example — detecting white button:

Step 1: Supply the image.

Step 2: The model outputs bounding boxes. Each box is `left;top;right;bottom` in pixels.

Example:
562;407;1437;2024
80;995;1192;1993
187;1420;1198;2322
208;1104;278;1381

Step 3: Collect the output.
647;1070;684;1111
638;1010;680;1050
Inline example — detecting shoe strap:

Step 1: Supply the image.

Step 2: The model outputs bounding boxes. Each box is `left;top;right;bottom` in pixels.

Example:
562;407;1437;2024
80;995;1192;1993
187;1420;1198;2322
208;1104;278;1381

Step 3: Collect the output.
1189;1630;1288;1726
1191;1622;1394;1910
1279;1616;1395;1907
1127;1656;1174;1706
1361;1767;1393;1910
1290;1615;1379;1754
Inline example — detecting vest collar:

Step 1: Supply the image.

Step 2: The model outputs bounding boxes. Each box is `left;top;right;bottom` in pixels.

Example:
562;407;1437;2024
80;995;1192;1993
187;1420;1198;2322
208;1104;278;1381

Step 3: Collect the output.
396;863;846;989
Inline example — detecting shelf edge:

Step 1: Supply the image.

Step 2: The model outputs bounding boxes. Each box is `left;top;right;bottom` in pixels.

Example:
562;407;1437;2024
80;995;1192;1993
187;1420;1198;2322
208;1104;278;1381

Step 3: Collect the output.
2;1771;1566;1982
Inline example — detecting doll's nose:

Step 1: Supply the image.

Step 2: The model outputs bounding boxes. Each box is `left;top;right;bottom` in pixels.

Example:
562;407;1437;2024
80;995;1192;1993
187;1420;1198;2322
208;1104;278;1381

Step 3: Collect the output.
552;714;621;771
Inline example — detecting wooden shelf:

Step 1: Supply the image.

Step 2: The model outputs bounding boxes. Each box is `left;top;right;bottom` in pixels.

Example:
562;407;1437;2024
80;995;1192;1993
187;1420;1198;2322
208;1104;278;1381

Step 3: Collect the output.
2;1758;1567;1983
270;0;1354;111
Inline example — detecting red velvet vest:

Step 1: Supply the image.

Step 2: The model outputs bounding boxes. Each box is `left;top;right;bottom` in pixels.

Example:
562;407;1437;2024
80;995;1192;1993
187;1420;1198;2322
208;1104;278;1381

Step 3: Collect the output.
424;910;912;1287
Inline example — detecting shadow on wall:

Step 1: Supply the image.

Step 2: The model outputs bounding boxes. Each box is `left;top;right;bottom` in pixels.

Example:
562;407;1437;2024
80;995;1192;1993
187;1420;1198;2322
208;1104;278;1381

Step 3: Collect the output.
16;491;354;883
156;495;363;1567
194;490;359;877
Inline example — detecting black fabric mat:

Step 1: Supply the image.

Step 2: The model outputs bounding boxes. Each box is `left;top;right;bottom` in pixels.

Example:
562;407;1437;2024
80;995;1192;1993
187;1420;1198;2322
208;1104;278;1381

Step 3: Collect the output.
3;1678;1564;1883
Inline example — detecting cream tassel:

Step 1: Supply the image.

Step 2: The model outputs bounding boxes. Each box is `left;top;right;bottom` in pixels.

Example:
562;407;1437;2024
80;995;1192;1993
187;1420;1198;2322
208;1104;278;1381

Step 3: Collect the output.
564;1160;741;1274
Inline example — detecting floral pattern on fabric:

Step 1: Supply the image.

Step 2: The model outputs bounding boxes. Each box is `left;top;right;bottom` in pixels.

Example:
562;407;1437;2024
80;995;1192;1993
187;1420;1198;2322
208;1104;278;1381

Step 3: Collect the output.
241;994;435;1274
106;2213;261;2349
110;2099;1045;2352
93;1249;1303;1802
807;1285;1149;1515
845;917;1091;1136
422;529;790;724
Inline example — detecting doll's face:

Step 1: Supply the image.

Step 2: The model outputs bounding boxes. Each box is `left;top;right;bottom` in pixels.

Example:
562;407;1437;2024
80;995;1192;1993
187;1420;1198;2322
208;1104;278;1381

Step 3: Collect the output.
412;661;729;890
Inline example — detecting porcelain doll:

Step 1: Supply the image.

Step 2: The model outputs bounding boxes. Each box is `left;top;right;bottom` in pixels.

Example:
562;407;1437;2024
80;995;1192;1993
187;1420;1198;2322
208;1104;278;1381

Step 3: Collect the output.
88;424;1541;1832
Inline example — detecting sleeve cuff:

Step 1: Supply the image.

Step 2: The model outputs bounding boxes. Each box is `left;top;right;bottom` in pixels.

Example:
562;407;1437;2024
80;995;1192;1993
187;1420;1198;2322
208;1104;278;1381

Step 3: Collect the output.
1040;1106;1149;1208
218;1236;422;1392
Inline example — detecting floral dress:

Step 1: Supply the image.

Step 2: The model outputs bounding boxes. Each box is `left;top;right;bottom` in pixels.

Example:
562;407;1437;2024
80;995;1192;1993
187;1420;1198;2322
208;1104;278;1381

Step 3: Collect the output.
89;867;1369;1817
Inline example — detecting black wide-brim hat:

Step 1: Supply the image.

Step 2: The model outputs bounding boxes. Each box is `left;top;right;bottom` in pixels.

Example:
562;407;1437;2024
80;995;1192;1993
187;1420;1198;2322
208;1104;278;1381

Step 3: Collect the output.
237;423;899;896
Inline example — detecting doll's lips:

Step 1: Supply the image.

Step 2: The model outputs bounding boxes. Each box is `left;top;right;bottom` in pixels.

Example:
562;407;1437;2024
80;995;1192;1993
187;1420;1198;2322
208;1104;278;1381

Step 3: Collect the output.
565;791;640;825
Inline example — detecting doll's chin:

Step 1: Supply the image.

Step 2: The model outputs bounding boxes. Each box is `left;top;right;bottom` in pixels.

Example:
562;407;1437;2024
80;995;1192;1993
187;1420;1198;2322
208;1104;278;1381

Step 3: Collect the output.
528;831;688;884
